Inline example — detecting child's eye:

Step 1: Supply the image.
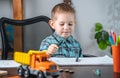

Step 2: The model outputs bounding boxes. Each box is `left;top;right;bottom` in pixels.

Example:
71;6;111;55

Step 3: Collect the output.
60;24;64;26
68;23;73;26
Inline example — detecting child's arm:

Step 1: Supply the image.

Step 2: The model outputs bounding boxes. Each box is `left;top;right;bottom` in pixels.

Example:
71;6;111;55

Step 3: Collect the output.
47;44;58;55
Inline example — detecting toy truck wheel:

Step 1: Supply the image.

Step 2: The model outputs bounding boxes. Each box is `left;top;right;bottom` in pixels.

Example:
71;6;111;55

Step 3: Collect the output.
24;68;30;78
17;66;24;76
37;71;44;78
52;75;59;78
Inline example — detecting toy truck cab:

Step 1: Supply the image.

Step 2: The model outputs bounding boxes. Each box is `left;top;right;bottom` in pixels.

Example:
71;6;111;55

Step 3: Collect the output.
14;50;60;78
30;52;60;77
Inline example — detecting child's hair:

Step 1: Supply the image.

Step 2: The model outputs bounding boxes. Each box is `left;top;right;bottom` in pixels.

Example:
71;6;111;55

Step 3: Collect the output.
51;3;75;20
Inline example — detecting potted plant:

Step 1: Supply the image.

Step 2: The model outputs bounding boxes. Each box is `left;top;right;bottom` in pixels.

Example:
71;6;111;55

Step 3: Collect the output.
94;23;120;73
94;22;111;50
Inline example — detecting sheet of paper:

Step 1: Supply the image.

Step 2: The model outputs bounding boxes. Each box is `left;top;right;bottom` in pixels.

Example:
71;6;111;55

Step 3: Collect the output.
49;55;113;66
0;60;21;68
0;55;113;68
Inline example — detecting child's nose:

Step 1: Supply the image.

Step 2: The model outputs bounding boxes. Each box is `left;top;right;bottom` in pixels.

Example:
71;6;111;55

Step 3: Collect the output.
64;24;69;29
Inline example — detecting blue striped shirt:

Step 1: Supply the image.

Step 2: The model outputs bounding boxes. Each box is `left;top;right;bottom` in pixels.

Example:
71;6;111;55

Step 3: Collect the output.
39;32;82;57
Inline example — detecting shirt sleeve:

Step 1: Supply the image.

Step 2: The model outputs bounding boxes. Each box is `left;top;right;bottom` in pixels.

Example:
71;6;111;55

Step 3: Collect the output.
39;39;50;51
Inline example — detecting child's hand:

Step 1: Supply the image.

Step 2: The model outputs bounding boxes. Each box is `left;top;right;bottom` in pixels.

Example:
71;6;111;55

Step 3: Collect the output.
47;44;58;55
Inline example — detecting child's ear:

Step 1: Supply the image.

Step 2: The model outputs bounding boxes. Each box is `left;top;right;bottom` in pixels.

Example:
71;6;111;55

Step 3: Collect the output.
49;20;55;29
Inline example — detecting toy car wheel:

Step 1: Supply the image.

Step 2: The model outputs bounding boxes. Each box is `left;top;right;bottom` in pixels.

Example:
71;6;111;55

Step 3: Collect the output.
52;75;59;78
37;71;44;78
24;68;30;78
17;66;24;76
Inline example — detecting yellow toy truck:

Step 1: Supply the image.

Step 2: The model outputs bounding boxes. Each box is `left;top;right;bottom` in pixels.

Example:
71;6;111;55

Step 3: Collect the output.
14;50;60;78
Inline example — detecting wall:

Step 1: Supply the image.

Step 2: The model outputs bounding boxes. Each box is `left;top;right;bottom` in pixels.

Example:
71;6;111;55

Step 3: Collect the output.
72;0;120;56
0;0;120;56
23;0;62;51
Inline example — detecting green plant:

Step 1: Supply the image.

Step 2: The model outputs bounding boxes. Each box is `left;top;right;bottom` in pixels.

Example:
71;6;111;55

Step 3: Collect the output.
94;23;111;50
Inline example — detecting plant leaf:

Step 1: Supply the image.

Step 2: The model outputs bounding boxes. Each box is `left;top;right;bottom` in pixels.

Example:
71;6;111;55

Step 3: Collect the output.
95;32;102;39
106;40;111;46
95;23;103;32
98;40;107;50
102;30;109;40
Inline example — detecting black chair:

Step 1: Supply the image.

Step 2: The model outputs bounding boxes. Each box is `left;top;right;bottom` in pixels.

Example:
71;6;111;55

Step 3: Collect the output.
0;15;54;60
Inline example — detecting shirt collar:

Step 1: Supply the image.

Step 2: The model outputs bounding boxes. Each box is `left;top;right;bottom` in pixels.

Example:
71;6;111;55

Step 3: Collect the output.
53;32;74;43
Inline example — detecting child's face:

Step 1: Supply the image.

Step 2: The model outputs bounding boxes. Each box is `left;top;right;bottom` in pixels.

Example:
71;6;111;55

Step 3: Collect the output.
51;13;76;39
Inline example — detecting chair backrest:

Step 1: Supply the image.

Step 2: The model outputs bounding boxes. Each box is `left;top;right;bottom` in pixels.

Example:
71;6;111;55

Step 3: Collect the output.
0;15;54;60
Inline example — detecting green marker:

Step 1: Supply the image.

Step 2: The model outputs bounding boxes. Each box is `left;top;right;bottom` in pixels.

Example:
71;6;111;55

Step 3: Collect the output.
116;36;120;46
116;36;119;46
119;36;120;45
